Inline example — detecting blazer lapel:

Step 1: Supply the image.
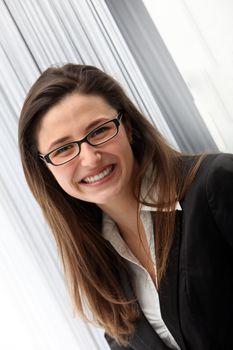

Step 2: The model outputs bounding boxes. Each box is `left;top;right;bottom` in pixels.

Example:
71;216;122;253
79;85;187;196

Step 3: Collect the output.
108;210;187;349
117;256;170;350
158;210;187;350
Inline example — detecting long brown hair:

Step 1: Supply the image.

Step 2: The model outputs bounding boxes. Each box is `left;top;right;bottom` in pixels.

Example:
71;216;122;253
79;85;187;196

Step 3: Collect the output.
18;63;205;346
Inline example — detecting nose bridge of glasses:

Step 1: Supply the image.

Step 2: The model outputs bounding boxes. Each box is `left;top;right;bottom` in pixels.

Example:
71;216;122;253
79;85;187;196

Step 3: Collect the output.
78;133;94;150
78;141;101;166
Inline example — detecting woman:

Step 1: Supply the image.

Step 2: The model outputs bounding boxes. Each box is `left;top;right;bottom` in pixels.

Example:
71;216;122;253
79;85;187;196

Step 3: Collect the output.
18;64;233;350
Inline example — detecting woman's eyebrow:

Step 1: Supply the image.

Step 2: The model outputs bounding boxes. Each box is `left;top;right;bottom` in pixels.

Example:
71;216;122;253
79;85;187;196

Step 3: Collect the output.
84;117;110;132
48;136;72;150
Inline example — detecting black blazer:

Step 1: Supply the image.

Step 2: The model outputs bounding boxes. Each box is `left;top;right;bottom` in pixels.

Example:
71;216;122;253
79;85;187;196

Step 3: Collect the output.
104;153;233;350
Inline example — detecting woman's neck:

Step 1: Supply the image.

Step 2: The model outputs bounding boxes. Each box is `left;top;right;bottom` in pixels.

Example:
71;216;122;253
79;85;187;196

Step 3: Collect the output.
98;189;140;237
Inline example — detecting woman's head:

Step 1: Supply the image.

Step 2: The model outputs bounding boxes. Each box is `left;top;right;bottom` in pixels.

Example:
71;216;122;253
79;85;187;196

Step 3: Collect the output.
19;63;168;208
36;92;136;207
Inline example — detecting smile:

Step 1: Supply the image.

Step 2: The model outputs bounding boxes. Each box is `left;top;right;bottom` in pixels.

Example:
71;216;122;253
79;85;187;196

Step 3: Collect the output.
82;165;114;184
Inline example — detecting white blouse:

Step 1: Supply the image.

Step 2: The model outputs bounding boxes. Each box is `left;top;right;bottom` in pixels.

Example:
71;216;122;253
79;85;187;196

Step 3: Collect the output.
102;201;182;350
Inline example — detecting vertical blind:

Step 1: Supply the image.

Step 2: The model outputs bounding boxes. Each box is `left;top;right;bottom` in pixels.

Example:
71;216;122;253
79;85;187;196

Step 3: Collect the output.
106;0;218;153
0;1;177;349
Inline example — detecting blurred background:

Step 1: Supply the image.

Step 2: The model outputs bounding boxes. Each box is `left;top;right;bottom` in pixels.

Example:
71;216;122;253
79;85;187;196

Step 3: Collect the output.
0;0;232;349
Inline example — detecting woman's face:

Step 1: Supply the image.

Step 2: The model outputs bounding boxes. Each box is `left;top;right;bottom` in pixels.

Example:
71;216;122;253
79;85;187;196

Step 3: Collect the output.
36;93;136;208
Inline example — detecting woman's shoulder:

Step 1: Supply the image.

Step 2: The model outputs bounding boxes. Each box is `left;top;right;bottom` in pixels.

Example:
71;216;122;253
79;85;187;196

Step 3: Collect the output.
180;152;233;210
194;152;233;191
204;152;233;183
183;152;233;247
181;152;233;185
205;153;233;240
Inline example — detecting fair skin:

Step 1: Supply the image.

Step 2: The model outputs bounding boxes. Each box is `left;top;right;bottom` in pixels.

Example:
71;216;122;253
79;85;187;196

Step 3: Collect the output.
37;93;156;284
37;93;136;217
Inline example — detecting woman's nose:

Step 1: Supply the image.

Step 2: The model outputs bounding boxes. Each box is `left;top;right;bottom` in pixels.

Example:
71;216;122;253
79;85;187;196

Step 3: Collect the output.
79;142;101;166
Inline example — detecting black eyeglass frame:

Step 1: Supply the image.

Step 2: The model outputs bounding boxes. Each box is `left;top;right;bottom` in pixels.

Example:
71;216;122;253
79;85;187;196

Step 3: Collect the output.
38;111;123;166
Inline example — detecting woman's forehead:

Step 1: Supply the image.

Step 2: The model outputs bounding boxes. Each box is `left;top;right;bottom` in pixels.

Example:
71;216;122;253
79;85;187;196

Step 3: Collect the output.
36;93;116;153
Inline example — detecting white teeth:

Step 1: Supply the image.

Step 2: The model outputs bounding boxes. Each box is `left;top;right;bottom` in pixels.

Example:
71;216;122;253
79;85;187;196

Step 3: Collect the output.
82;166;113;184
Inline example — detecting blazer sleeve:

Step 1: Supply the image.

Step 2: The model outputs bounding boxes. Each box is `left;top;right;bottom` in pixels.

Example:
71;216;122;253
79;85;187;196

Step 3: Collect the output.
104;333;133;350
206;153;233;248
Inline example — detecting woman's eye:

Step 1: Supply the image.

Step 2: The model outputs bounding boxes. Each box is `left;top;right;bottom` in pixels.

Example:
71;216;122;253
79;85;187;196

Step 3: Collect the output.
58;146;70;153
92;126;108;137
54;144;74;156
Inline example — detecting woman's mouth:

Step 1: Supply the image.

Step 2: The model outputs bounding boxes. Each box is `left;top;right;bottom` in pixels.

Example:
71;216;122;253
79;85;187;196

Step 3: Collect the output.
81;165;115;184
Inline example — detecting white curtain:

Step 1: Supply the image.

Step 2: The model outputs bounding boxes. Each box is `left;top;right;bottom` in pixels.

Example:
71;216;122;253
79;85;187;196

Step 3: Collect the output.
143;0;233;152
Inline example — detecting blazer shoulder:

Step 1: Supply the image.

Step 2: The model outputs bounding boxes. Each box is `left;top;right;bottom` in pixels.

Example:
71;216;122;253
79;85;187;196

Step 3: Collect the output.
206;153;233;247
183;152;233;185
206;152;233;187
181;152;233;212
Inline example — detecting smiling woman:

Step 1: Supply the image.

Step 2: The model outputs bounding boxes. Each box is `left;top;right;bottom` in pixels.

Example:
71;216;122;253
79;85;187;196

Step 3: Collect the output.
36;92;134;206
18;64;233;350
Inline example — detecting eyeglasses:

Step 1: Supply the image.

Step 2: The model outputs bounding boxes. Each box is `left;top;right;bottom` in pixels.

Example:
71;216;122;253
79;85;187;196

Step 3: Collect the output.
38;112;123;166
